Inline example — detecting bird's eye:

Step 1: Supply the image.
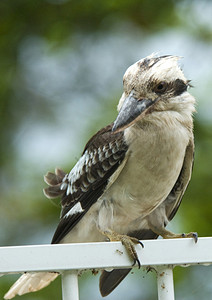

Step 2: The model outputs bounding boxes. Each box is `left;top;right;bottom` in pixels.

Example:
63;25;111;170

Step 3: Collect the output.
154;81;167;94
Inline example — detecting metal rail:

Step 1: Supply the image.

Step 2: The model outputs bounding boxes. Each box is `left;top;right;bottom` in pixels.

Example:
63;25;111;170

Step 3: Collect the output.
1;237;212;299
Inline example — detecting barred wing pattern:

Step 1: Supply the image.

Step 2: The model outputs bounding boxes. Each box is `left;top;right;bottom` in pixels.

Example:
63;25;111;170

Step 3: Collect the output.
44;124;128;244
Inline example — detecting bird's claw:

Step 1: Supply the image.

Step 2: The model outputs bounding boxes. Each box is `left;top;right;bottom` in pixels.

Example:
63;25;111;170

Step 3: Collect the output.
101;230;144;268
181;232;198;243
157;228;198;243
138;240;145;248
118;235;143;268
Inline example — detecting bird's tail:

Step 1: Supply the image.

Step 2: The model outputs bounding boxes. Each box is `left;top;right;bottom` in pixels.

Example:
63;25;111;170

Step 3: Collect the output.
4;272;59;299
43;168;67;199
4;168;66;299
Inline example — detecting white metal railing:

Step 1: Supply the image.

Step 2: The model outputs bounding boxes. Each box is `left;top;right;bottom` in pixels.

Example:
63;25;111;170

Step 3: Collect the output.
1;237;212;300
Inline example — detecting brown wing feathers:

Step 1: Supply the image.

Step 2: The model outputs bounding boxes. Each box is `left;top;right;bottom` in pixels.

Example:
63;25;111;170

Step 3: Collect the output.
43;123;128;244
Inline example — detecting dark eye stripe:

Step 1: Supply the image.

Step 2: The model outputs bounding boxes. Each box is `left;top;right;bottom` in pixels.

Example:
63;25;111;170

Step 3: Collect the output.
173;79;188;96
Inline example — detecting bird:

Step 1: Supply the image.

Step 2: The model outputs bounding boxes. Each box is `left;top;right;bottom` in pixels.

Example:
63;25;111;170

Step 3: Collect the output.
4;54;197;299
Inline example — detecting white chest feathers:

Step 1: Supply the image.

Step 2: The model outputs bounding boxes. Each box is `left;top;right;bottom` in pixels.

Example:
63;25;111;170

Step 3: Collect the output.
100;115;191;230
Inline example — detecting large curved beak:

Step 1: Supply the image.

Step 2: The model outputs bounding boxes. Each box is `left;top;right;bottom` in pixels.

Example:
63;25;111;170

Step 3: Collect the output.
112;92;157;132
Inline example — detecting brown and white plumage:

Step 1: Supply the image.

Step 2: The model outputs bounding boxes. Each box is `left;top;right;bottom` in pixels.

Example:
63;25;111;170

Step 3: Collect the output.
4;54;196;299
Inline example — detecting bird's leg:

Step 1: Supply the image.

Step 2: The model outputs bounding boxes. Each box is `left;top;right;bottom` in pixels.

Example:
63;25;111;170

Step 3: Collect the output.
101;230;144;268
149;225;198;243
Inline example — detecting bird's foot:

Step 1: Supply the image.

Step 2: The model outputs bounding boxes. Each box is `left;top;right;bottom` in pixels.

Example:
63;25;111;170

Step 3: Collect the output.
160;230;198;243
102;230;144;268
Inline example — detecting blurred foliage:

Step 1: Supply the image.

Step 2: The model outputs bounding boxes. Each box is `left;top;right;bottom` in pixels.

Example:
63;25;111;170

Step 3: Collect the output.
0;0;212;300
0;0;183;167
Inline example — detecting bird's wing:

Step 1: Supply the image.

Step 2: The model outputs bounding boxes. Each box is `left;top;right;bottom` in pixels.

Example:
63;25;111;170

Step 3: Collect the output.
99;139;194;297
165;138;194;221
44;123;128;244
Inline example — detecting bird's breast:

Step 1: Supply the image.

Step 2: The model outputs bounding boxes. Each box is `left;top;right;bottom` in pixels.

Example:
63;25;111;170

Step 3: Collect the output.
105;121;190;226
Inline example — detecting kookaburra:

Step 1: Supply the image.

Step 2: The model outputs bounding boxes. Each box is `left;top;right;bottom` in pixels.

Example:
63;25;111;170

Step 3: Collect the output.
5;54;197;299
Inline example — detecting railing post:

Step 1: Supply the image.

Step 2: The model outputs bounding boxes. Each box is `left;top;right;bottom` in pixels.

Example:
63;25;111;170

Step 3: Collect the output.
156;266;175;300
62;270;79;300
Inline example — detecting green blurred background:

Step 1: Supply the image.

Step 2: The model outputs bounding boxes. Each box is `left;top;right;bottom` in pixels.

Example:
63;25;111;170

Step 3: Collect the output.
0;0;212;299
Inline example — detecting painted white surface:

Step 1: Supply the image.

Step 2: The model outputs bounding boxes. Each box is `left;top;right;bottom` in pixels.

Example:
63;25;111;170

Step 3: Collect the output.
62;271;79;300
1;238;212;300
157;266;175;300
0;237;212;274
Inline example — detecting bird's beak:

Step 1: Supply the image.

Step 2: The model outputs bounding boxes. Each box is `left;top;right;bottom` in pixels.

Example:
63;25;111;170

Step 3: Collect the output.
112;92;157;132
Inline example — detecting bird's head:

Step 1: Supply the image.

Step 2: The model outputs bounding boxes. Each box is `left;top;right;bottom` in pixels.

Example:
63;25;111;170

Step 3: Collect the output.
112;54;195;132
